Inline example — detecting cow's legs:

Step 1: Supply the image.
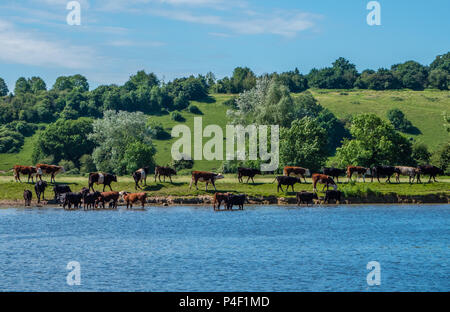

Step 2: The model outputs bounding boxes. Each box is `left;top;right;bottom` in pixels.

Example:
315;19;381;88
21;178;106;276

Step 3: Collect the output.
154;173;157;182
251;177;255;184
291;184;295;192
246;176;251;184
144;176;147;186
278;184;283;192
169;175;173;183
302;175;307;184
163;175;166;182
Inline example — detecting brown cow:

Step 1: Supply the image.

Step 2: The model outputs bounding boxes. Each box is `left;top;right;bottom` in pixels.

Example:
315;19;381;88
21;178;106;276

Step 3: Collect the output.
312;174;338;193
346;166;371;183
189;171;224;191
283;166;310;183
120;192;147;209
154;166;177;183
213;193;230;210
13;165;37;183
97;191;120;209
36;164;65;183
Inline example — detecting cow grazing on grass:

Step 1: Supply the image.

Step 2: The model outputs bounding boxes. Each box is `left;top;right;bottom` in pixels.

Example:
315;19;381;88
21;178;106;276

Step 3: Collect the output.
36;164;65;183
274;176;301;193
370;166;399;183
321;167;346;183
97;191;120;209
324;190;342;204
189;171;224;191
237;167;261;184
213;193;230;210
88;172;117;192
23;190;32;206
132;167;150;190
80;187;101;210
416;165;444;183
62;192;83;210
312;174;337;193
283;166;310;183
296;192;318;206
34;180;48;204
154;166;177;183
120;192;147;209
347;166;371;182
226;194;247;210
13;166;37;183
53;184;72;204
395;166;419;184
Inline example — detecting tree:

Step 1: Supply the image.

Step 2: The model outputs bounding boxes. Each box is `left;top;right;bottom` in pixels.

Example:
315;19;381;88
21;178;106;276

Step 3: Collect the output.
335;114;413;167
52;75;89;92
0;128;24;153
124;70;159;91
428;69;448;90
391;61;428;90
387;109;413;133
0;78;8;96
32;117;94;165
280;117;328;172
231;67;256;93
430;52;450;73
122;141;156;173
89;110;156;174
412;143;431;165
307;58;358;89
29;77;47;93
14;77;31;95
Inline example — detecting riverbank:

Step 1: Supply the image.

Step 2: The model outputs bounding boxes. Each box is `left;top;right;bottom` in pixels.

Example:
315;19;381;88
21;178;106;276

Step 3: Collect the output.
1;174;449;206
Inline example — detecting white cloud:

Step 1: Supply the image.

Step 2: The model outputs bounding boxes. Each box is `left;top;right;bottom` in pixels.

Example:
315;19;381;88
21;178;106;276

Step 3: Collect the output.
105;40;166;47
0;19;95;69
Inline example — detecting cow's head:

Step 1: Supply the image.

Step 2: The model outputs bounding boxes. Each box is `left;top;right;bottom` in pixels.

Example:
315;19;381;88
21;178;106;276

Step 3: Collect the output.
119;191;129;199
57;166;65;174
112;175;118;182
170;168;177;175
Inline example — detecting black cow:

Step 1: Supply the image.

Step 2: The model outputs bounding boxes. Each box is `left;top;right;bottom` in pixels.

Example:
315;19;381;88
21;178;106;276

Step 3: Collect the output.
53;184;72;204
88;172;117;192
63;192;83;210
154;166;177;183
133;167;150;190
296;192;318;206
416;165;444;183
80;187;101;210
23;190;32;206
321;167;346;183
226;194;247;210
34;180;48;204
324;190;342;204
237;167;261;184
274;176;301;192
370;166;399;183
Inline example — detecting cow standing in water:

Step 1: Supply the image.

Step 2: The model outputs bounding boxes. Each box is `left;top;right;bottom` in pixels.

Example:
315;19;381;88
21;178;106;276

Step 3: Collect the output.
312;174;338;193
347;166;371;183
36;164;65;183
283;166;310;183
13;166;37;183
88;172;117;192
154;166;177;183
133;167;150;190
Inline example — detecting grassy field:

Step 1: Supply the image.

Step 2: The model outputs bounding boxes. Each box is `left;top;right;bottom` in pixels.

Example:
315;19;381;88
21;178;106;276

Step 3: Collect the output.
0;174;448;202
0;90;448;172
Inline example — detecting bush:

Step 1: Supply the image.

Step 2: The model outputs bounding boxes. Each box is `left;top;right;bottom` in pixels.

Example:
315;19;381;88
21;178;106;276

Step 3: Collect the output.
171;154;194;171
58;160;78;174
433;144;450;175
188;105;203;115
387;109;413;133
412;143;431;165
0;128;24;153
147;120;170;140
79;154;96;173
170;111;185;122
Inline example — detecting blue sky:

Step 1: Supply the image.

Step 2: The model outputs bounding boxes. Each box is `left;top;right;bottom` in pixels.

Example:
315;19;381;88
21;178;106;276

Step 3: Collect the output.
0;0;449;90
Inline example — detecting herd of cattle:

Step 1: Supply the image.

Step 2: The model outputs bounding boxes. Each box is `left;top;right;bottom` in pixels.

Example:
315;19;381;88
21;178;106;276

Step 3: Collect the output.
12;163;446;210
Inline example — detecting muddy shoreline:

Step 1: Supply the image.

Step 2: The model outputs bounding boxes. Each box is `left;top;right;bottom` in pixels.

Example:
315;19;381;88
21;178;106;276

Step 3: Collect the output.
1;193;449;208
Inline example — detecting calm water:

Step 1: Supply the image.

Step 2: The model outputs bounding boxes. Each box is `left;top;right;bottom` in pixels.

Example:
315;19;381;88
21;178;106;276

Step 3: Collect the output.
0;205;449;292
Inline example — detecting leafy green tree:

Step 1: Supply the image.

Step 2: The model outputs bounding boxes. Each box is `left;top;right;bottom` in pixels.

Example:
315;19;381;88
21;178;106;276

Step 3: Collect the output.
355;68;401;90
14;77;31;95
308;58;358;89
32;117;94;165
428;69;448;90
412;143;431;165
89;110;155;174
124;70;159;91
29;77;47;93
430;52;450;73
391;61;428;90
231;67;256;93
0;78;8;96
387;109;413;132
432;144;450;174
0;128;24;153
52;75;89;92
336;114;413;167
280;117;328;172
79;154;97;173
122;141;156;173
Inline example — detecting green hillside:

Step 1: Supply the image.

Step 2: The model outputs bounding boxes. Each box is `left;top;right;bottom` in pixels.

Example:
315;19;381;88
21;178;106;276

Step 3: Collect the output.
1;90;448;172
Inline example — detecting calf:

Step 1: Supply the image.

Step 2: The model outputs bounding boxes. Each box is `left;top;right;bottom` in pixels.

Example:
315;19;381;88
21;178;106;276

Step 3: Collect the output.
324;190;342;204
226;194;247;210
63;192;83;210
53;184;72;204
395;166;418;184
13;165;37;183
283;166;310;183
370;166;398;183
154;166;177;183
237;167;261;184
36;164;65;183
23;190;32;206
190;171;224;191
120;192;147;209
416;165;444;183
133;167;150;190
97;191;120;209
274;176;301;192
88;172;117;192
321;167;346;183
296;192;318;206
213;193;230;210
347;166;371;182
34;180;48;204
312;174;337;193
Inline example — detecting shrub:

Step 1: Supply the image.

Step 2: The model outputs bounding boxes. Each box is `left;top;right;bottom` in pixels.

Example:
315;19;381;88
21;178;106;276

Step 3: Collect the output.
412;143;431;165
58;160;78;174
387;109;413;133
170;111;185;122
79;154;96;173
171;154;194;171
0;128;24;153
188;105;203;115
